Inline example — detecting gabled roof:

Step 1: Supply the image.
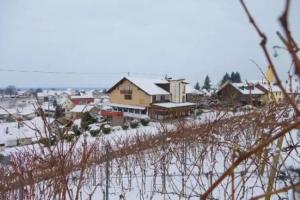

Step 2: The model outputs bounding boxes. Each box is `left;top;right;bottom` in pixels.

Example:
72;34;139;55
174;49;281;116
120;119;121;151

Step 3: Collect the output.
218;81;266;95
185;85;205;95
152;102;196;108
70;105;96;113
252;79;300;94
107;77;170;95
70;95;94;99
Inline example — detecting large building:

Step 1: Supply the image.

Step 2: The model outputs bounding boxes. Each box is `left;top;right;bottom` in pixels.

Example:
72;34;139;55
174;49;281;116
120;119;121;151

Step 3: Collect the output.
106;77;196;120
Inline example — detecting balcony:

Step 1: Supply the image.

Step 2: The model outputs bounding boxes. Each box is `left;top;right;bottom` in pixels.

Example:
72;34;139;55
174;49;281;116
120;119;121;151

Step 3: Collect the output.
120;90;132;94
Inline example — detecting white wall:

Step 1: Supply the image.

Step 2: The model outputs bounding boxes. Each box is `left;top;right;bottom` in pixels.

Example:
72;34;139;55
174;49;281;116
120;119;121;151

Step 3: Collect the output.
169;80;186;103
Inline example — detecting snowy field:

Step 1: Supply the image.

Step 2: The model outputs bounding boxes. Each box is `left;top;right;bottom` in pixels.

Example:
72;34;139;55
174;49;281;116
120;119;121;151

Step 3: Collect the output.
1;106;299;199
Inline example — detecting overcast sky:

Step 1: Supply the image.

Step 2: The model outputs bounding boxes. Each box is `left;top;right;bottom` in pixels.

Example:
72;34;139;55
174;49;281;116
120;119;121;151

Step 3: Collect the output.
0;0;299;88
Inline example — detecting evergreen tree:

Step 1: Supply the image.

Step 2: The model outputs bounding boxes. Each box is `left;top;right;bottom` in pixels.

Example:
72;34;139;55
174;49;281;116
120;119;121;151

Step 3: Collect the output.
81;112;97;130
54;105;65;119
230;72;236;82
194;81;200;90
52;99;58;107
221;73;230;85
35;88;43;93
234;72;242;83
5;85;17;96
202;75;211;91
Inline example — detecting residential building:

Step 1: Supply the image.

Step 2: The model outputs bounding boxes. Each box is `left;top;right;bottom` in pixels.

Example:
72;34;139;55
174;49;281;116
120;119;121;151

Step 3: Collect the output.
217;81;267;106
68;105;99;119
107;77;196;120
70;95;94;105
185;85;209;108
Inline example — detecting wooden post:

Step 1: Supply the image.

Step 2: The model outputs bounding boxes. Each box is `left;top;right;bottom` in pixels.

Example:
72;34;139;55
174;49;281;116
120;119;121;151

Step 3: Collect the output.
105;145;110;200
231;147;235;200
265;136;284;200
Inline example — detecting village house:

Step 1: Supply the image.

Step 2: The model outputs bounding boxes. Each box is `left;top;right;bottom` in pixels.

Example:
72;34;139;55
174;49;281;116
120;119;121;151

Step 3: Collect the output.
68;105;99;119
185;85;209;108
255;80;300;103
256;66;300;103
106;76;196;120
70;95;94;105
0;106;36;122
37;92;56;104
217;81;267;107
41;102;56;117
217;78;300;107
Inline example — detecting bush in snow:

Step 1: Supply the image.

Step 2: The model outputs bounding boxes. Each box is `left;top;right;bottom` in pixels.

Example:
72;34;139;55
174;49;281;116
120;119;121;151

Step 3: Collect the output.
195;109;203;116
72;125;82;136
130;119;139;129
63;133;76;142
90;129;101;137
102;125;111;134
122;122;130;130
140;117;150;126
39;136;57;147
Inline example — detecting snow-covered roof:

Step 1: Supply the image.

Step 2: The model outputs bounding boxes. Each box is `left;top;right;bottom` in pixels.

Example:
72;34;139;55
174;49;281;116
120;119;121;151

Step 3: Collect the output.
0;105;36;116
37;92;49;97
41;103;56;111
125;77;170;95
102;106;113;110
185;85;205;95
0;117;54;142
123;112;148;119
37;90;67;97
152;102;196;108
218;82;265;95
108;77;170;95
70;105;96;113
70;95;94;99
232;83;265;95
253;79;300;94
110;103;146;110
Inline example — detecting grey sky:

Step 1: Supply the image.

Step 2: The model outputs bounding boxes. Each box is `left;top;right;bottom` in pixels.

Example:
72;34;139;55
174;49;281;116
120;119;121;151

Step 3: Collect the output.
0;0;299;88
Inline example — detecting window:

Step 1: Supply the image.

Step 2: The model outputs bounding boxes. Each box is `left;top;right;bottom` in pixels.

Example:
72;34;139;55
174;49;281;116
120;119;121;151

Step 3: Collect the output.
152;96;156;102
120;85;132;94
161;95;165;101
124;94;132;100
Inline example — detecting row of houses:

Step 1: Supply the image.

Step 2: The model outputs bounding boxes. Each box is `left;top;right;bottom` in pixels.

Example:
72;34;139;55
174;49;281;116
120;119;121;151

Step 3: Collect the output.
217;79;300;107
3;74;297;125
103;75;300;123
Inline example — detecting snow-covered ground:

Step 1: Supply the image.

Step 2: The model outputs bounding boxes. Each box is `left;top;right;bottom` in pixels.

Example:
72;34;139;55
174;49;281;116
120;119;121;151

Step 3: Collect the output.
1;107;298;199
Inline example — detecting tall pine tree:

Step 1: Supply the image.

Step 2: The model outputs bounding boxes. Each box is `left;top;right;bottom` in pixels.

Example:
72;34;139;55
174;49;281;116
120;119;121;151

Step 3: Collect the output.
202;75;211;91
194;81;200;90
230;72;236;82
234;72;242;83
221;73;230;85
